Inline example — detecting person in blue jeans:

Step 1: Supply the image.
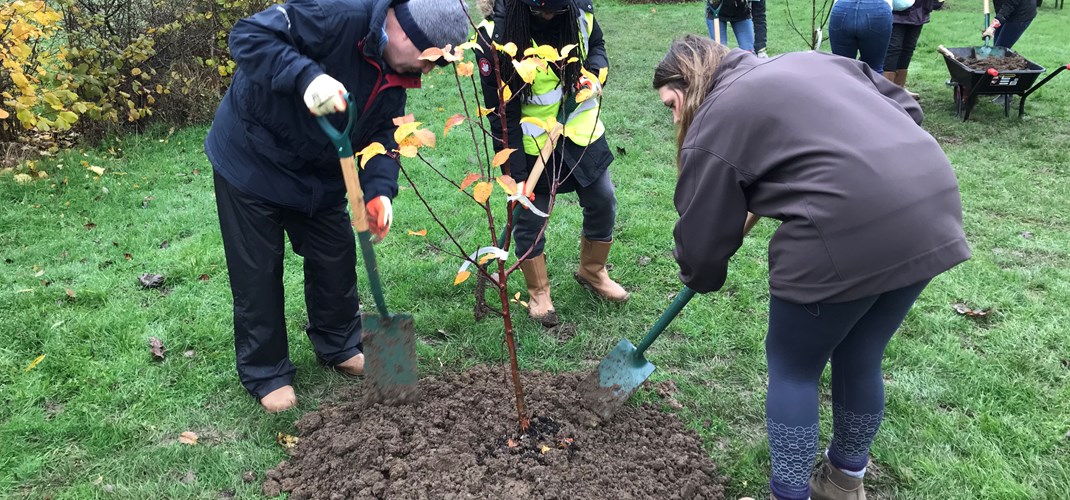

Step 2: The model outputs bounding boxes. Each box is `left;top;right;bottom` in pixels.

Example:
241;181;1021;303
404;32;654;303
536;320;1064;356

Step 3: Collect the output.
828;0;893;72
708;0;755;51
984;0;1037;49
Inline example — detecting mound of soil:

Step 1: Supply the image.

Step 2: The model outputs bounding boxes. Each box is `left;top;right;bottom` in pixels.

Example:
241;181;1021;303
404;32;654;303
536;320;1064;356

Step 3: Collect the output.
263;365;726;499
957;52;1034;71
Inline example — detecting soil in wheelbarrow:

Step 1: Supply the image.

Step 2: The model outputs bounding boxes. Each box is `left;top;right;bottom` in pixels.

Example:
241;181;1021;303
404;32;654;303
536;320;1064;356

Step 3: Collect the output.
262;365;727;499
957;52;1033;71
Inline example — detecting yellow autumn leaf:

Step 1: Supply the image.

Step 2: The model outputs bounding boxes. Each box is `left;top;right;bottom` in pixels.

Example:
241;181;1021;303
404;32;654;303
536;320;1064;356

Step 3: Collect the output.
473;182;493;204
477;107;496;117
453;270;471;286
131;68;142;76
88;166;105;176
179;431;198;445
575;88;593;103
520;116;549;132
0;108;9;120
419;47;445;62
394;121;423;144
478;253;497;265
456;61;474;77
24;354;45;372
502;85;513;102
598;67;608;85
443;114;466;136
492;148;516;168
514;292;521;300
356;142;387;168
496;175;517;195
407;229;427;236
457;41;483;53
398;145;418;157
495;42;518;58
561;44;578;59
276;432;299;449
11;72;29;89
512;58;540;84
524;44;560;62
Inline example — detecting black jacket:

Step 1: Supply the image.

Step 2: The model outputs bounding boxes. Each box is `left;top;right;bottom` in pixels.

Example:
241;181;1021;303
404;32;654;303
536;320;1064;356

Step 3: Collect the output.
475;0;613;192
674;50;970;304
205;0;414;215
994;0;1037;25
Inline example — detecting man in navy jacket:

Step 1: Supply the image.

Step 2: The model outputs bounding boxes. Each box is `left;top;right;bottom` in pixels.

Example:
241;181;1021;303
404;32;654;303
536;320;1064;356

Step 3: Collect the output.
205;0;469;412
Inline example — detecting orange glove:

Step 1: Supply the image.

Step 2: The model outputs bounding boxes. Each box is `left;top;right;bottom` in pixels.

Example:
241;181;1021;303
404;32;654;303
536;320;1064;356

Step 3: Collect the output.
365;196;393;242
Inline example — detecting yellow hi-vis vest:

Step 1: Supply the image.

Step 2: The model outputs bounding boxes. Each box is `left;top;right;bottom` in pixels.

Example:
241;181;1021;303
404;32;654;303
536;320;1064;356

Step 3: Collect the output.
479;13;605;156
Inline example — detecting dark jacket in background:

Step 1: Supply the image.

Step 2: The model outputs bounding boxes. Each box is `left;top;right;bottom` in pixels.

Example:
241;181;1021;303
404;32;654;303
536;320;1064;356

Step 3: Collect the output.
994;0;1037;24
673;50;970;304
708;0;752;22
893;0;936;25
206;0;416;215
476;0;612;192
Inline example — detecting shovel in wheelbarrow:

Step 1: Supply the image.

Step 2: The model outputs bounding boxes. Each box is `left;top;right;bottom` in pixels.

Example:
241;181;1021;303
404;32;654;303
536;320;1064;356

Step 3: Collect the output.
317;94;417;405
977;0;1007;59
579;286;696;421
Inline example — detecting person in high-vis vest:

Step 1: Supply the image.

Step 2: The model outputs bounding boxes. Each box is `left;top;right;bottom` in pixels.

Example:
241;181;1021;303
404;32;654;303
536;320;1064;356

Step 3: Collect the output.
476;0;627;328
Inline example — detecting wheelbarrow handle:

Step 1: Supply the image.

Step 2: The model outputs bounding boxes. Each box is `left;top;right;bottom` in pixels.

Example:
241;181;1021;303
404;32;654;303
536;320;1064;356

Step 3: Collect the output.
316;96;391;319
937;45;956;60
635;287;697;356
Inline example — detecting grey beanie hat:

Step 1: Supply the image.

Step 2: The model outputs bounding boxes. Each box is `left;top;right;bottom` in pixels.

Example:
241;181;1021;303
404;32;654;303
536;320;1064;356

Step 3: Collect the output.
395;0;471;54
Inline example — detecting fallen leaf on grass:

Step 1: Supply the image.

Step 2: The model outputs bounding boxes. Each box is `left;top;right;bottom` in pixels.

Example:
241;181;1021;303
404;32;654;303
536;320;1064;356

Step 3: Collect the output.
24;354;45;372
198;274;210;281
952;303;991;317
65;288;76;298
179;431;198;445
276;432;299;449
123;253;133;260
85;222;96;230
142;196;154;208
184;350;196;358
139;273;165;288
150;337;166;360
407;229;427;237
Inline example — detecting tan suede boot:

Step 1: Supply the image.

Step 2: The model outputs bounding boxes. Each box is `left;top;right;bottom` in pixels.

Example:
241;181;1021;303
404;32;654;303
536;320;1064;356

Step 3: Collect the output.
574;237;629;302
894;69;920;100
336;352;364;376
810;458;867;500
519;254;559;328
882;70;896;82
260;385;297;413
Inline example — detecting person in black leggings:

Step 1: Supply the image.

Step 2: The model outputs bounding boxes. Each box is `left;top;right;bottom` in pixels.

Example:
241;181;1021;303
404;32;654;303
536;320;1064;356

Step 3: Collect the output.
653;36;971;500
884;0;936;99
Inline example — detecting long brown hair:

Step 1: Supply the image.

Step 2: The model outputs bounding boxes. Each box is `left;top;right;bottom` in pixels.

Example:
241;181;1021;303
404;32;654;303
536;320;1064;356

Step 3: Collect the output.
652;35;729;158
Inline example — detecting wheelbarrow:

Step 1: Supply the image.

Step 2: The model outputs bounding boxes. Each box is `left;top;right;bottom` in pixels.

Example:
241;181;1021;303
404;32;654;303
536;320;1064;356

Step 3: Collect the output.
936;45;1065;121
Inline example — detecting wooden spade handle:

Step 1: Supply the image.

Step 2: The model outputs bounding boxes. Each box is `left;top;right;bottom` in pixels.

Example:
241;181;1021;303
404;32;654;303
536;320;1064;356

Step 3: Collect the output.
523;123;564;197
983;0;990;16
340;156;369;232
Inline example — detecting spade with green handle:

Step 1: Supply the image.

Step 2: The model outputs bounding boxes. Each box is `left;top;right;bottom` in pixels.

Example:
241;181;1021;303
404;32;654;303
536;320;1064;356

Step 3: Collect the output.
316;94;417;404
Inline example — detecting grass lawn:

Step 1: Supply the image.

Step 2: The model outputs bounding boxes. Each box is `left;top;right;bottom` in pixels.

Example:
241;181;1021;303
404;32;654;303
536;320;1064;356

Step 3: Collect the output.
2;0;1068;498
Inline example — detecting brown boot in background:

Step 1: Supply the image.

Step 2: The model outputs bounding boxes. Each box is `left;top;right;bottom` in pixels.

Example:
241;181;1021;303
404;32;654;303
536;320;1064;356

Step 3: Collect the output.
574;237;629;302
894;69;920;100
519;254;559;328
260;385;297;413
810;458;867;500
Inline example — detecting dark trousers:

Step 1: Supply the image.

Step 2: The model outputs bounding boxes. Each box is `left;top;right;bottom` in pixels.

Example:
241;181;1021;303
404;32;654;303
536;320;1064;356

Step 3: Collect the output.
213;171;362;400
883;23;924;72
764;280;930;500
993;19;1033;49
513;168;617;258
752;0;767;51
828;0;893;73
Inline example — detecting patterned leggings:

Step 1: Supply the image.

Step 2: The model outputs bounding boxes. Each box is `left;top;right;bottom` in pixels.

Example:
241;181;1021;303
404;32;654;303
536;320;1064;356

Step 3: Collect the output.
765;280;930;500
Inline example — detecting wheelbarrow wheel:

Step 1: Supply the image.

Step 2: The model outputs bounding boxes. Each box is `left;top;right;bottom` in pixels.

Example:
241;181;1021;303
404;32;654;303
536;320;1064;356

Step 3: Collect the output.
953;84;964;117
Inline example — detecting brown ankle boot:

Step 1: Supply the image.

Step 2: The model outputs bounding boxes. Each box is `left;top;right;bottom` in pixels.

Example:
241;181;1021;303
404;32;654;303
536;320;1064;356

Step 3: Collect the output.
574;237;629;302
810;458;867;500
519;254;559;328
894;69;919;100
260;385;297;413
